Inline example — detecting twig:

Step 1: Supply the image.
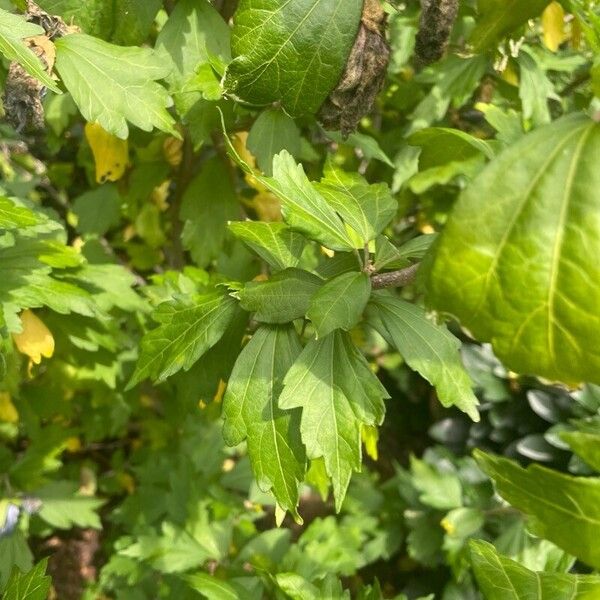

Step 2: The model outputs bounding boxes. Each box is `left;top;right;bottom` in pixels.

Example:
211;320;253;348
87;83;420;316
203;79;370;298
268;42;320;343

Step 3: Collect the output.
371;263;420;289
166;133;194;270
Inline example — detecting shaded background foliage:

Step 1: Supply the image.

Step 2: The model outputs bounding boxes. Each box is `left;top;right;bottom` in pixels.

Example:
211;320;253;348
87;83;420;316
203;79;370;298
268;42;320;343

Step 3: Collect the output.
0;0;600;599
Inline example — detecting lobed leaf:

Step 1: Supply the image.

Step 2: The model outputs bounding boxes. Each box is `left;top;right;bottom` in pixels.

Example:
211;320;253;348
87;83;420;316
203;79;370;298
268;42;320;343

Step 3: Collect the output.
238;268;322;324
279;331;389;510
314;162;398;245
229;221;306;271
128;291;238;387
222;325;305;521
367;294;479;421
55;33;176;139
307;271;371;338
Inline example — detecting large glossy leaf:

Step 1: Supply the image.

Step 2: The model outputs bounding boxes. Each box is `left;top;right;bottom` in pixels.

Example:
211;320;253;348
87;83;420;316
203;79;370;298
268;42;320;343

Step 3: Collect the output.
0;8;60;93
229;222;306;271
428;114;600;386
470;540;600;600
475;450;600;569
55;34;176;139
222;325;305;521
307;272;371;338
225;0;363;116
237;268;322;324
128;291;238;387
314;162;398;245
367;294;479;421
278;331;389;510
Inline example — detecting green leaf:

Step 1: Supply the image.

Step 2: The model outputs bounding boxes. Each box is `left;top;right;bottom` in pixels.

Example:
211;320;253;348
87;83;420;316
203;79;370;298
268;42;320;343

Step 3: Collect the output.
409;127;495;164
0;532;32;592
72;184;121;235
475;450;600;569
314;163;398;245
225;0;363;116
36;0;112;37
469;0;552;51
427;114;600;386
237;268;322;324
111;0;162;46
269;151;355;251
324;131;394;167
247;109;302;176
408;56;488;134
180;157;239;268
128;290;238;387
119;521;220;574
156;0;230;94
470;540;600;600
307;272;371;338
229;221;306;271
561;431;600;473
367;294;479;421
279;331;389;510
55;33;176;139
222;325;306;521
37;0;161;44
0;8;61;93
410;456;462;510
518;48;554;127
0;197;41;229
4;558;51;600
36;481;104;529
185;572;241;600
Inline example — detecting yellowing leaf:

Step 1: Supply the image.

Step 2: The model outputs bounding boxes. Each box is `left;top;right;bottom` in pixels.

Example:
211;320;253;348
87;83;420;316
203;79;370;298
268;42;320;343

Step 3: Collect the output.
85;122;129;183
542;2;566;52
0;392;18;424
163;137;183;167
361;425;379;461
12;310;55;365
250;192;283;222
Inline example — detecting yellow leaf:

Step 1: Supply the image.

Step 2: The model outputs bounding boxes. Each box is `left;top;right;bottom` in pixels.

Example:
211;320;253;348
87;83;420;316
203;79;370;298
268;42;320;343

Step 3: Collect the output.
0;392;18;424
232;132;257;169
542;2;566;52
151;180;171;212
251;191;283;222
65;436;81;452
440;516;456;535
361;425;379;461
163;137;183;167
12;310;55;365
500;62;519;87
85;122;129;183
213;379;227;403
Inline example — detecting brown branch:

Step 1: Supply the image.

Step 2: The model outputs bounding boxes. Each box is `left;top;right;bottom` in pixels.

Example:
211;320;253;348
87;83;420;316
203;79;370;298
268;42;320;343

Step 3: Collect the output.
166;134;194;270
371;263;420;289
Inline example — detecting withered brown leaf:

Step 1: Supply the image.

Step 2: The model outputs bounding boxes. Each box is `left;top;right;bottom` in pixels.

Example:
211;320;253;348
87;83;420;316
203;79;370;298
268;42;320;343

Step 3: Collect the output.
318;0;390;137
